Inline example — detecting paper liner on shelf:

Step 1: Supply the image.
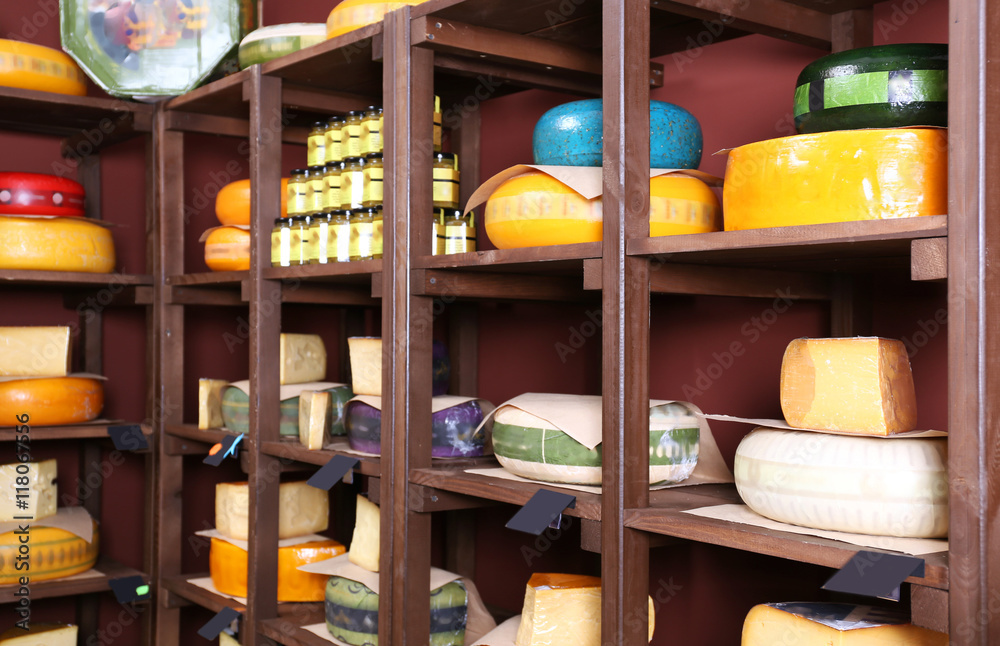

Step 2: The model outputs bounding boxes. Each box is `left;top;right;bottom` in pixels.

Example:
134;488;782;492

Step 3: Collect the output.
195;529;330;553
188;576;247;605
470;616;521;646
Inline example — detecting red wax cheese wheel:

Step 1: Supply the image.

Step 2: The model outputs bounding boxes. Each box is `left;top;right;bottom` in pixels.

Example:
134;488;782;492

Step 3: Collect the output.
204;227;250;272
215;179;289;226
0;377;104;426
0;173;86;217
0;39;87;97
0;216;115;273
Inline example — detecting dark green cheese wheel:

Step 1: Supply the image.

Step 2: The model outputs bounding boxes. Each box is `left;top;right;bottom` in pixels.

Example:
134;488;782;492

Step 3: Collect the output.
221;385;353;437
793;43;947;133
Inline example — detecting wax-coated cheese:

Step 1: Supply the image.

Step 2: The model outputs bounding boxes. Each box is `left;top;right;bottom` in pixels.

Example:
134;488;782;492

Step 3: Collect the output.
0;173;86;218
0;327;72;377
742;603;947;645
214;179;288;226
723;128;947;231
215;480;328;540
515;573;654;646
0;520;99;584
780;337;918;435
735;428;948;537
345;397;488;457
280;334;327;385
347;337;382;396
199;379;228;430
204;227;250;272
0;377;104;426
239;24;326;68
0;623;78;645
326;0;433;39
348;494;379;572
0;216;115;273
0;460;56;522
209;536;345;602
298;390;331;450
0;39;87;96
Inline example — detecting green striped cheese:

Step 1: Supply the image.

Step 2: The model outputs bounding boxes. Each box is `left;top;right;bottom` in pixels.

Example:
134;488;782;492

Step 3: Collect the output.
793;44;947;134
221;385;353;437
238;23;328;69
325;577;467;646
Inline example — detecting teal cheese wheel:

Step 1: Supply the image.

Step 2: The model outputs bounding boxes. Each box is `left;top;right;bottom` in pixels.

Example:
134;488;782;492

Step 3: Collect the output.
221;384;353;437
325;577;467;646
794;44;947;133
238;23;327;69
492;401;700;485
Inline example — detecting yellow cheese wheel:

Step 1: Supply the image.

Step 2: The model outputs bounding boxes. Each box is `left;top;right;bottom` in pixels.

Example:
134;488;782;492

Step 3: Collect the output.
0;39;87;97
215;179;289;226
723;128;948;231
0;520;99;584
0;377;104;426
326;0;433;39
204;227;250;272
484;171;719;249
0;216;115;273
209;537;345;602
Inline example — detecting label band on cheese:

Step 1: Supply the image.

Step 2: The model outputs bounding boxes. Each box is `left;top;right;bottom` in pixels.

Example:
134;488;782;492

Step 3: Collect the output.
794;70;948;116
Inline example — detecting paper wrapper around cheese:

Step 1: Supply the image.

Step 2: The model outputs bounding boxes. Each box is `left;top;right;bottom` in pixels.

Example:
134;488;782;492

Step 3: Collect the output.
221;380;353;437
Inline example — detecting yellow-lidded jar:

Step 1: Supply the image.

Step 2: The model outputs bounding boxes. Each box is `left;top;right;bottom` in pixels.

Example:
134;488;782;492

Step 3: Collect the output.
432;152;460;208
323;162;343;213
434;95;442;153
324;116;344;164
308;121;326;168
271;217;291;267
371;206;383;260
290;215;312;265
328;209;351;263
360;106;383;156
433;208;476;255
308;213;332;264
362;153;384;207
306;166;326;215
349;208;374;261
341;156;365;210
342;110;363;159
287;169;309;217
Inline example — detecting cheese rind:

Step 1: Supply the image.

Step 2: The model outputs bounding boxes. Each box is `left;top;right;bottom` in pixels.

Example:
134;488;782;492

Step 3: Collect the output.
215;481;328;540
199;379;228;430
210;536;345;602
0;460;57;522
204;227;250;272
347;337;382;396
0;216;115;273
0;377;104;426
0;39;87;96
0;521;99;584
0;623;78;645
348;494;380;572
280;334;327;385
780;337;918;435
0;327;72;377
299;390;331;450
741;602;948;645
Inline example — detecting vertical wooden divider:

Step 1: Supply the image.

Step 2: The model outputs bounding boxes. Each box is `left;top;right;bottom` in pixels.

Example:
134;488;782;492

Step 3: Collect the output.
142;127;158;646
245;66;284;646
601;1;652;645
381;7;435;645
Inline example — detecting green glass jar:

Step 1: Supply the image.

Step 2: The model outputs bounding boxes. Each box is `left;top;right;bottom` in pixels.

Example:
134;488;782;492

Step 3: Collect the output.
308;121;326;168
286;168;309;217
328;209;351;263
308;213;332;264
432;152;460;209
349;208;374;261
342;110;363;159
341;156;365;210
360;106;383;156
362;153;383;208
271;217;291;267
290;214;312;265
324;116;344;164
306;165;326;215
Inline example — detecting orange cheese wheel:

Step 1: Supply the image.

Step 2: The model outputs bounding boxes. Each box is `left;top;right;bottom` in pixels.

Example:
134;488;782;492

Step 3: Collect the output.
215;179;289;226
0;377;104;426
0;39;87;97
326;0;433;39
209;537;346;602
0;520;99;584
0;216;115;273
204;227;250;272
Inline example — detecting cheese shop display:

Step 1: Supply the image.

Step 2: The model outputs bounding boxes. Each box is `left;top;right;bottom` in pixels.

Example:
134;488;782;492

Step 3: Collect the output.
492;398;700;486
794;44;948;134
0;40;87;96
0;377;104;426
0;173;86;217
326;0;434;39
484;170;719;249
238;23;327;69
215;480;329;540
722;128;947;231
198;378;227;429
209;536;345;602
220;381;352;437
345;396;489;457
0;216;115;273
298;390;332;450
203;226;250;272
0;459;57;522
780;337;918;435
734;427;948;538
0;326;72;377
741;602;948;645
215;178;288;226
60;0;257;98
0;518;99;584
515;573;655;645
348;494;379;572
0;623;78;645
533;99;702;168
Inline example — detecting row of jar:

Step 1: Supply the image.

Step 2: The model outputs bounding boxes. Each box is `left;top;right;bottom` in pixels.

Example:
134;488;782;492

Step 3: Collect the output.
271;208;476;266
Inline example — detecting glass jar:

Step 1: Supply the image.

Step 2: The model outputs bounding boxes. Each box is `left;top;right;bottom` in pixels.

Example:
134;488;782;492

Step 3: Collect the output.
341;156;365;210
323;162;343;213
286;169;309;217
433;95;442;153
362;153;383;207
306;165;326;215
290;214;312;265
324;116;344;164
342;110;363;159
349;208;374;261
432;152;460;209
308;121;326;168
328;209;351;263
360;106;383;156
308;213;331;264
371;206;383;260
434;208;476;255
271;217;291;267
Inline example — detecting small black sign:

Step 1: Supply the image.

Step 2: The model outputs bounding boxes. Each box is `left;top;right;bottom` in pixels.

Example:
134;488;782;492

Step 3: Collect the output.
108;425;148;451
822;551;925;601
307;455;360;491
197;607;241;640
506;489;576;535
108;575;150;603
203;434;244;466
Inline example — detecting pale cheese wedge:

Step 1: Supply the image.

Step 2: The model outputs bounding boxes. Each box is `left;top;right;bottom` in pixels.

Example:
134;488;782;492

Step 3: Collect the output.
348;494;380;572
0;326;71;377
199;378;228;430
298;390;331;450
215;480;328;540
280;333;327;385
741;603;947;645
347;337;382;396
0;623;78;645
0;460;57;522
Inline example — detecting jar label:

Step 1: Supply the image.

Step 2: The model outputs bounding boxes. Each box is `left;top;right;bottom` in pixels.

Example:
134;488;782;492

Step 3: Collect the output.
324;129;342;164
272;227;291;267
433;110;442;152
329;222;351;262
360;118;382;156
372;218;383;257
312;222;329;263
307;134;325;168
324;174;341;212
443;225;475;255
350;221;373;260
363;167;384;205
341;170;364;209
432;168;460;207
288;183;309;216
308;178;325;214
290;226;308;265
343;124;362;158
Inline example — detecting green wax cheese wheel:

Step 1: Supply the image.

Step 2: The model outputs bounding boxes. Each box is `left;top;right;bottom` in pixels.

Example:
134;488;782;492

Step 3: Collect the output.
238;23;328;69
221;384;353;437
793;43;947;133
493;401;700;485
325;577;467;646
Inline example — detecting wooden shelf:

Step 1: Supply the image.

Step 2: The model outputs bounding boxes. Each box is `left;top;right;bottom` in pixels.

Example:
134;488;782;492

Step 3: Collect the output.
162;574;325;622
167;271;246;286
258;616;334;646
262;261;381;283
0;557;148;604
0;269;152;287
165;424;238;447
0;86;152;140
0;422;151;442
261;437;382;477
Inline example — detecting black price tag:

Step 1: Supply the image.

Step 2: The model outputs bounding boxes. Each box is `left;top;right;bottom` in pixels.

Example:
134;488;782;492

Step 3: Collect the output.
307;455;360;491
108;575;150;603
197;607;241;640
506;489;576;535
108;425;148;451
822;551;925;601
203;434;244;466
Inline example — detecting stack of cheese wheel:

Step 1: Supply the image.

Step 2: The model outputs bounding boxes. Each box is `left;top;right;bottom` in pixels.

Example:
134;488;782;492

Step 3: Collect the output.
203;178;288;272
210;480;344;602
238;23;327;69
734;337;949;539
0;40;87;96
326;0;434;39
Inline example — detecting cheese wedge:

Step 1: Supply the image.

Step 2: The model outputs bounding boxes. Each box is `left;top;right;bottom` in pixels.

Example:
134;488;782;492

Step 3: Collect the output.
215;480;328;540
199;379;228;430
347;337;382;396
0;327;72;377
780;337;918;435
515;574;655;646
0;623;78;645
0;460;57;522
348;494;380;572
280;334;327;385
298;390;331;450
219;632;240;646
742;603;947;645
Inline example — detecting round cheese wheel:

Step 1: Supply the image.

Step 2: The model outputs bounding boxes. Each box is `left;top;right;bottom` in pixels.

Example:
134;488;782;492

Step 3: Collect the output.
204;227;250;272
345;398;487;457
215;178;289;225
533;99;702;168
0;520;99;584
239;24;327;68
0;216;115;273
484;171;719;248
734;427;949;538
0;377;104;426
492;401;700;485
326;0;433;39
221;384;353;437
209;537;345;602
0;173;86;217
723;128;947;231
794;44;948;134
0;39;87;97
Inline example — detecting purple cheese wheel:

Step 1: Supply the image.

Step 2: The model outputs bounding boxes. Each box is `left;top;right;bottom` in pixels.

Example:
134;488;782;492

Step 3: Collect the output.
346;399;486;457
432;340;450;396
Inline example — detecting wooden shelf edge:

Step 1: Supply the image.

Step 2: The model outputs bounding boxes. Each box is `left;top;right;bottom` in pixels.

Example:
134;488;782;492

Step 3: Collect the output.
260;439;382;477
0;269;152;287
0;557;147;604
0;422;151;442
161;574;244;614
258;616;333;646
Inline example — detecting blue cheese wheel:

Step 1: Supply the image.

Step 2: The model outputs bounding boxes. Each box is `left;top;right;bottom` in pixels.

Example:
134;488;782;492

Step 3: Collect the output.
221;385;353;437
794;44;947;133
238;23;327;69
